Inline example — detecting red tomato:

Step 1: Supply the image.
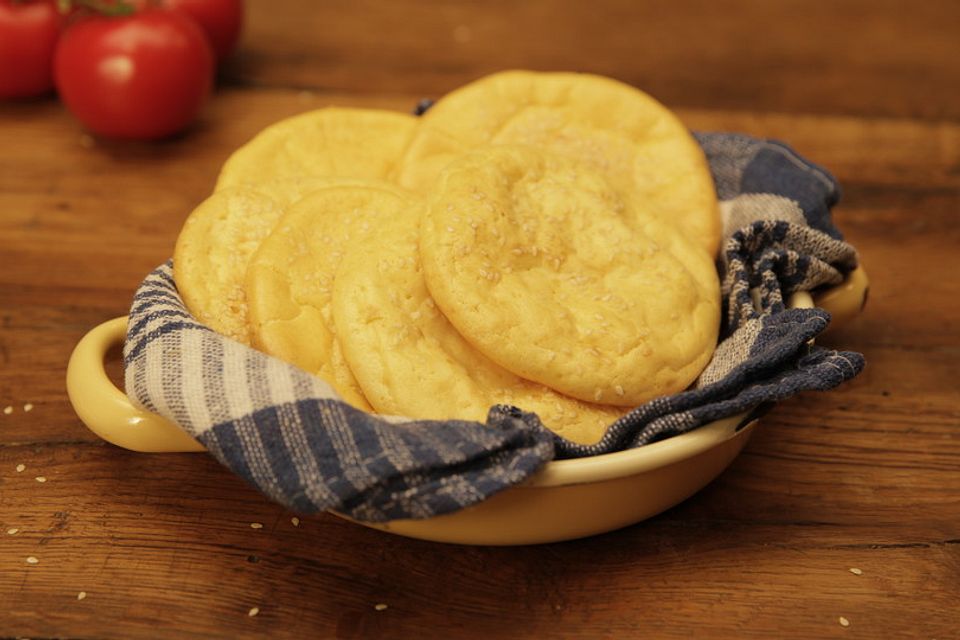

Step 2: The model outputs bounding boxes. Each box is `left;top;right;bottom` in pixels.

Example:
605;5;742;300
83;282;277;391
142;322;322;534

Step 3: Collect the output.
0;0;62;99
54;9;214;139
160;0;243;61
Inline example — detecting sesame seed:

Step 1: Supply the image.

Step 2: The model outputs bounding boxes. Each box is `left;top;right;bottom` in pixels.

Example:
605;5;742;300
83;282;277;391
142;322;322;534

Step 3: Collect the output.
3;406;12;415
291;517;300;527
614;385;625;396
249;522;263;529
23;403;33;412
16;464;25;473
26;556;39;565
849;568;863;575
248;607;260;617
446;226;455;233
77;591;87;601
593;388;603;401
35;476;46;483
374;603;388;611
7;528;19;535
838;616;850;627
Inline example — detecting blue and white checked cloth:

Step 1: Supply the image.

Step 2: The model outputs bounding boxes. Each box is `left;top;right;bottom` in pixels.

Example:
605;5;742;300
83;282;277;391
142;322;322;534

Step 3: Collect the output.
123;132;864;522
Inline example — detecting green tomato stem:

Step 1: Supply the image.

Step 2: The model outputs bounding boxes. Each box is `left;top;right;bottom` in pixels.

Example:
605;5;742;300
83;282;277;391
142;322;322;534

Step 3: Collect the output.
59;0;139;17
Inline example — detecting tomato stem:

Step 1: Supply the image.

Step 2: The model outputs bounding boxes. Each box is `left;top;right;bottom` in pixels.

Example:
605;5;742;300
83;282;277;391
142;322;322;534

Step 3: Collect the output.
58;0;138;17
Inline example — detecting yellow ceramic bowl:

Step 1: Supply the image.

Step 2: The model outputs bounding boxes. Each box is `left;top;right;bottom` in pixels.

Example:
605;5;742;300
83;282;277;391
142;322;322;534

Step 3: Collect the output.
66;267;868;545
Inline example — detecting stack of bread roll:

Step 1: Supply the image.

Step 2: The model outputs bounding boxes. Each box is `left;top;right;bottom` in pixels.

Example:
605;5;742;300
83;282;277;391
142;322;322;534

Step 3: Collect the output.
173;70;721;445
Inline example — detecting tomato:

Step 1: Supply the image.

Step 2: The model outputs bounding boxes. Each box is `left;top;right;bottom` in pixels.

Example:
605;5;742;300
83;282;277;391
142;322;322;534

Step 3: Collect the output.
160;0;243;61
54;8;214;139
0;0;62;99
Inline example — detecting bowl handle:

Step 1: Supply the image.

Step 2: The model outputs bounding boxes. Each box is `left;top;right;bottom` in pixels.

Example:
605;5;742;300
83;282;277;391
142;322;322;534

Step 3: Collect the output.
815;266;869;332
66;317;206;453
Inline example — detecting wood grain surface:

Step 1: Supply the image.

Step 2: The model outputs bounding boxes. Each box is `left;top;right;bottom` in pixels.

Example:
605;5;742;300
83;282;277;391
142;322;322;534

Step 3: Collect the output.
1;1;959;638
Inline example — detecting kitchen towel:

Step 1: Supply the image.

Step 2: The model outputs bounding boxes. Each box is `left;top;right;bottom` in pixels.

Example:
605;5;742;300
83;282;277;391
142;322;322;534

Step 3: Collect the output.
123;131;864;522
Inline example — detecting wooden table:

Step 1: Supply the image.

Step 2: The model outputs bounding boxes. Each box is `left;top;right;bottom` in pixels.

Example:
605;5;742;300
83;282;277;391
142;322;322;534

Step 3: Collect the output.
2;1;958;637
